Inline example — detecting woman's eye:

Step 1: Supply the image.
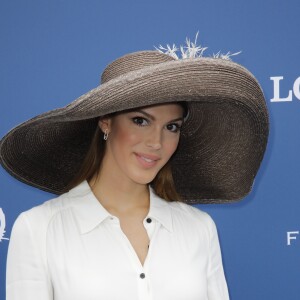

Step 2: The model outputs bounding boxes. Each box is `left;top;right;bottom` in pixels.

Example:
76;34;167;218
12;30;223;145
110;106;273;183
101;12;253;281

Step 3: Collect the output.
166;123;181;133
132;117;149;126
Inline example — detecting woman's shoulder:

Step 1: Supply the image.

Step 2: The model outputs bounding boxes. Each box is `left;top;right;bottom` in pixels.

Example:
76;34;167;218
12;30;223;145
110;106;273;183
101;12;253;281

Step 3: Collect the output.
8;192;74;257
14;190;75;230
17;181;90;224
167;200;216;228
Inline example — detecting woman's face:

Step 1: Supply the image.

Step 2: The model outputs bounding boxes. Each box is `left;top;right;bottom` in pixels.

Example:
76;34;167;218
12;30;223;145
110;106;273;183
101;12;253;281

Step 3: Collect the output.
99;103;184;185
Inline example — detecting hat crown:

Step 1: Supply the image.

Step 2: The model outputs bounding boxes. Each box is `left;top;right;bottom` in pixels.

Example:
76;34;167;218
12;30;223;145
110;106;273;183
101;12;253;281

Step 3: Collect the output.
101;51;175;84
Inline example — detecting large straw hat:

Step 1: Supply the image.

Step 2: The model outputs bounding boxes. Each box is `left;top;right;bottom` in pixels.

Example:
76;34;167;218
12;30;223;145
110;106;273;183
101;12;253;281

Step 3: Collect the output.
0;43;269;204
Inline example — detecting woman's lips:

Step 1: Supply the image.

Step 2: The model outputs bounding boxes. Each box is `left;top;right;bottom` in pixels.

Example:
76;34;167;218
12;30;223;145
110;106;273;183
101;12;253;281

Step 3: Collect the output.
134;152;160;168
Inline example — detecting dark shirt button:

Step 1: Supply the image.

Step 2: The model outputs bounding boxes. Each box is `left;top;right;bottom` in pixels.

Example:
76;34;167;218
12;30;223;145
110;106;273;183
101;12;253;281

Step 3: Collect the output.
146;218;152;223
140;273;145;279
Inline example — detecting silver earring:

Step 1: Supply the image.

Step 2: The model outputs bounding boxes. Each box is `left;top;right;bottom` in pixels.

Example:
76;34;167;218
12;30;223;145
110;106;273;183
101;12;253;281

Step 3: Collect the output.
103;129;109;141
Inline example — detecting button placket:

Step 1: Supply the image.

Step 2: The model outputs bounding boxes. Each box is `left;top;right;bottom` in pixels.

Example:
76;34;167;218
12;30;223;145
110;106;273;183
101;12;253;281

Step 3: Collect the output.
137;217;157;300
138;268;151;300
109;215;157;300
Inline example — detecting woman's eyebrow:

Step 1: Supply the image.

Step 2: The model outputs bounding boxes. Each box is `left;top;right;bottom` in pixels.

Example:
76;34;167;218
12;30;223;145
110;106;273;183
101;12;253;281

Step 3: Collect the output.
131;109;184;123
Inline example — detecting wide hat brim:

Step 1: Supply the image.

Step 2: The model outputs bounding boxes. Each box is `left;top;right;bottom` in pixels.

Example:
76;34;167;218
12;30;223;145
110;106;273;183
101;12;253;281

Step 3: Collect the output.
0;51;269;204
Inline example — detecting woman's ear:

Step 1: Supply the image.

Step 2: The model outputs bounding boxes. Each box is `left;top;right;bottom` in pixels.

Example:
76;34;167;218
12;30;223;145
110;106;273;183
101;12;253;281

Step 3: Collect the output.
98;117;111;134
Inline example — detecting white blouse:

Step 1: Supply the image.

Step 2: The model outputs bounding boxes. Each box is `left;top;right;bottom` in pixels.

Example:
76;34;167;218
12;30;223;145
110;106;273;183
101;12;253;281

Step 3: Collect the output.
6;180;229;300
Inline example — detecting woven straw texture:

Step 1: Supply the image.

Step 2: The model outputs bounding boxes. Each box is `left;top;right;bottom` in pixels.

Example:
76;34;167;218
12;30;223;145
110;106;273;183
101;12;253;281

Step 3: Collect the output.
0;51;269;203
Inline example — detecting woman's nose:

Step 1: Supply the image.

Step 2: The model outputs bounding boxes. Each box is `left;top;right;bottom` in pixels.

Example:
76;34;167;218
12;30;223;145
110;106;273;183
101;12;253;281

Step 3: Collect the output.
146;128;162;150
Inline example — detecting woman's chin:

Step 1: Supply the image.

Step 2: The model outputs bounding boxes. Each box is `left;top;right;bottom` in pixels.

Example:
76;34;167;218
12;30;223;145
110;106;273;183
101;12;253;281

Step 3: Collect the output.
129;170;159;186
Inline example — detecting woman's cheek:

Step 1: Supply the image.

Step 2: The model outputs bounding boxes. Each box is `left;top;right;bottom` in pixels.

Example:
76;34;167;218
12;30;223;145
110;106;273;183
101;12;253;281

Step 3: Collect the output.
163;137;180;158
126;131;142;145
114;126;141;145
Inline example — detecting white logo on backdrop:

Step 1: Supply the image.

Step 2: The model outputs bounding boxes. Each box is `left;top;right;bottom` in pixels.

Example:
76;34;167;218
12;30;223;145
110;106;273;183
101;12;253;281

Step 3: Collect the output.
270;76;300;102
287;231;299;246
0;208;9;242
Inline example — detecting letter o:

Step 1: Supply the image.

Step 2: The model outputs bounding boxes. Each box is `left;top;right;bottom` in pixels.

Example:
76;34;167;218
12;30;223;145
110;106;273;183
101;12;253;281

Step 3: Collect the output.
293;77;300;100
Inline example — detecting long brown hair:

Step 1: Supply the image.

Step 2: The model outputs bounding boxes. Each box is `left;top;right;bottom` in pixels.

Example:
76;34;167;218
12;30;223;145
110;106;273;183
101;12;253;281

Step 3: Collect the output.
66;120;182;202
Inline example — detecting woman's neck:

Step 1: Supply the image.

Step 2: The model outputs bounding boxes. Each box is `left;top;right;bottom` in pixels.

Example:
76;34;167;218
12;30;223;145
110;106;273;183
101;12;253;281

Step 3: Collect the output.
88;168;150;215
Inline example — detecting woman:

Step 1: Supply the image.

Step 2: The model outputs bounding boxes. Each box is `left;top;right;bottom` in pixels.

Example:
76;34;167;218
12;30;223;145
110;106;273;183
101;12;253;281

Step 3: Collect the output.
1;39;269;300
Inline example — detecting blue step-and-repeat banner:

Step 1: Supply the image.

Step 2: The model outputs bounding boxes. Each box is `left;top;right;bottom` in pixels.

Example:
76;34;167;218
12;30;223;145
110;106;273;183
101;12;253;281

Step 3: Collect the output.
0;1;299;299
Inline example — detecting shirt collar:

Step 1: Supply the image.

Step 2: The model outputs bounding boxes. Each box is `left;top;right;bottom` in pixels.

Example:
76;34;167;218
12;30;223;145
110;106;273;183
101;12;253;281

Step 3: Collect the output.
68;180;173;234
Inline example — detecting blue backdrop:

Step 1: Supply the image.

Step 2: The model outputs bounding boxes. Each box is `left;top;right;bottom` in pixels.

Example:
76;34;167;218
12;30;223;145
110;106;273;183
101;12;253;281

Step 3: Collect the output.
1;1;299;299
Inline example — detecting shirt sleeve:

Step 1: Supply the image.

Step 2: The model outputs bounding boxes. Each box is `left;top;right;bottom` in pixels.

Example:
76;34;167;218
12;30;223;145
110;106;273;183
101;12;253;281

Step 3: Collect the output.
206;216;230;300
6;212;53;300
